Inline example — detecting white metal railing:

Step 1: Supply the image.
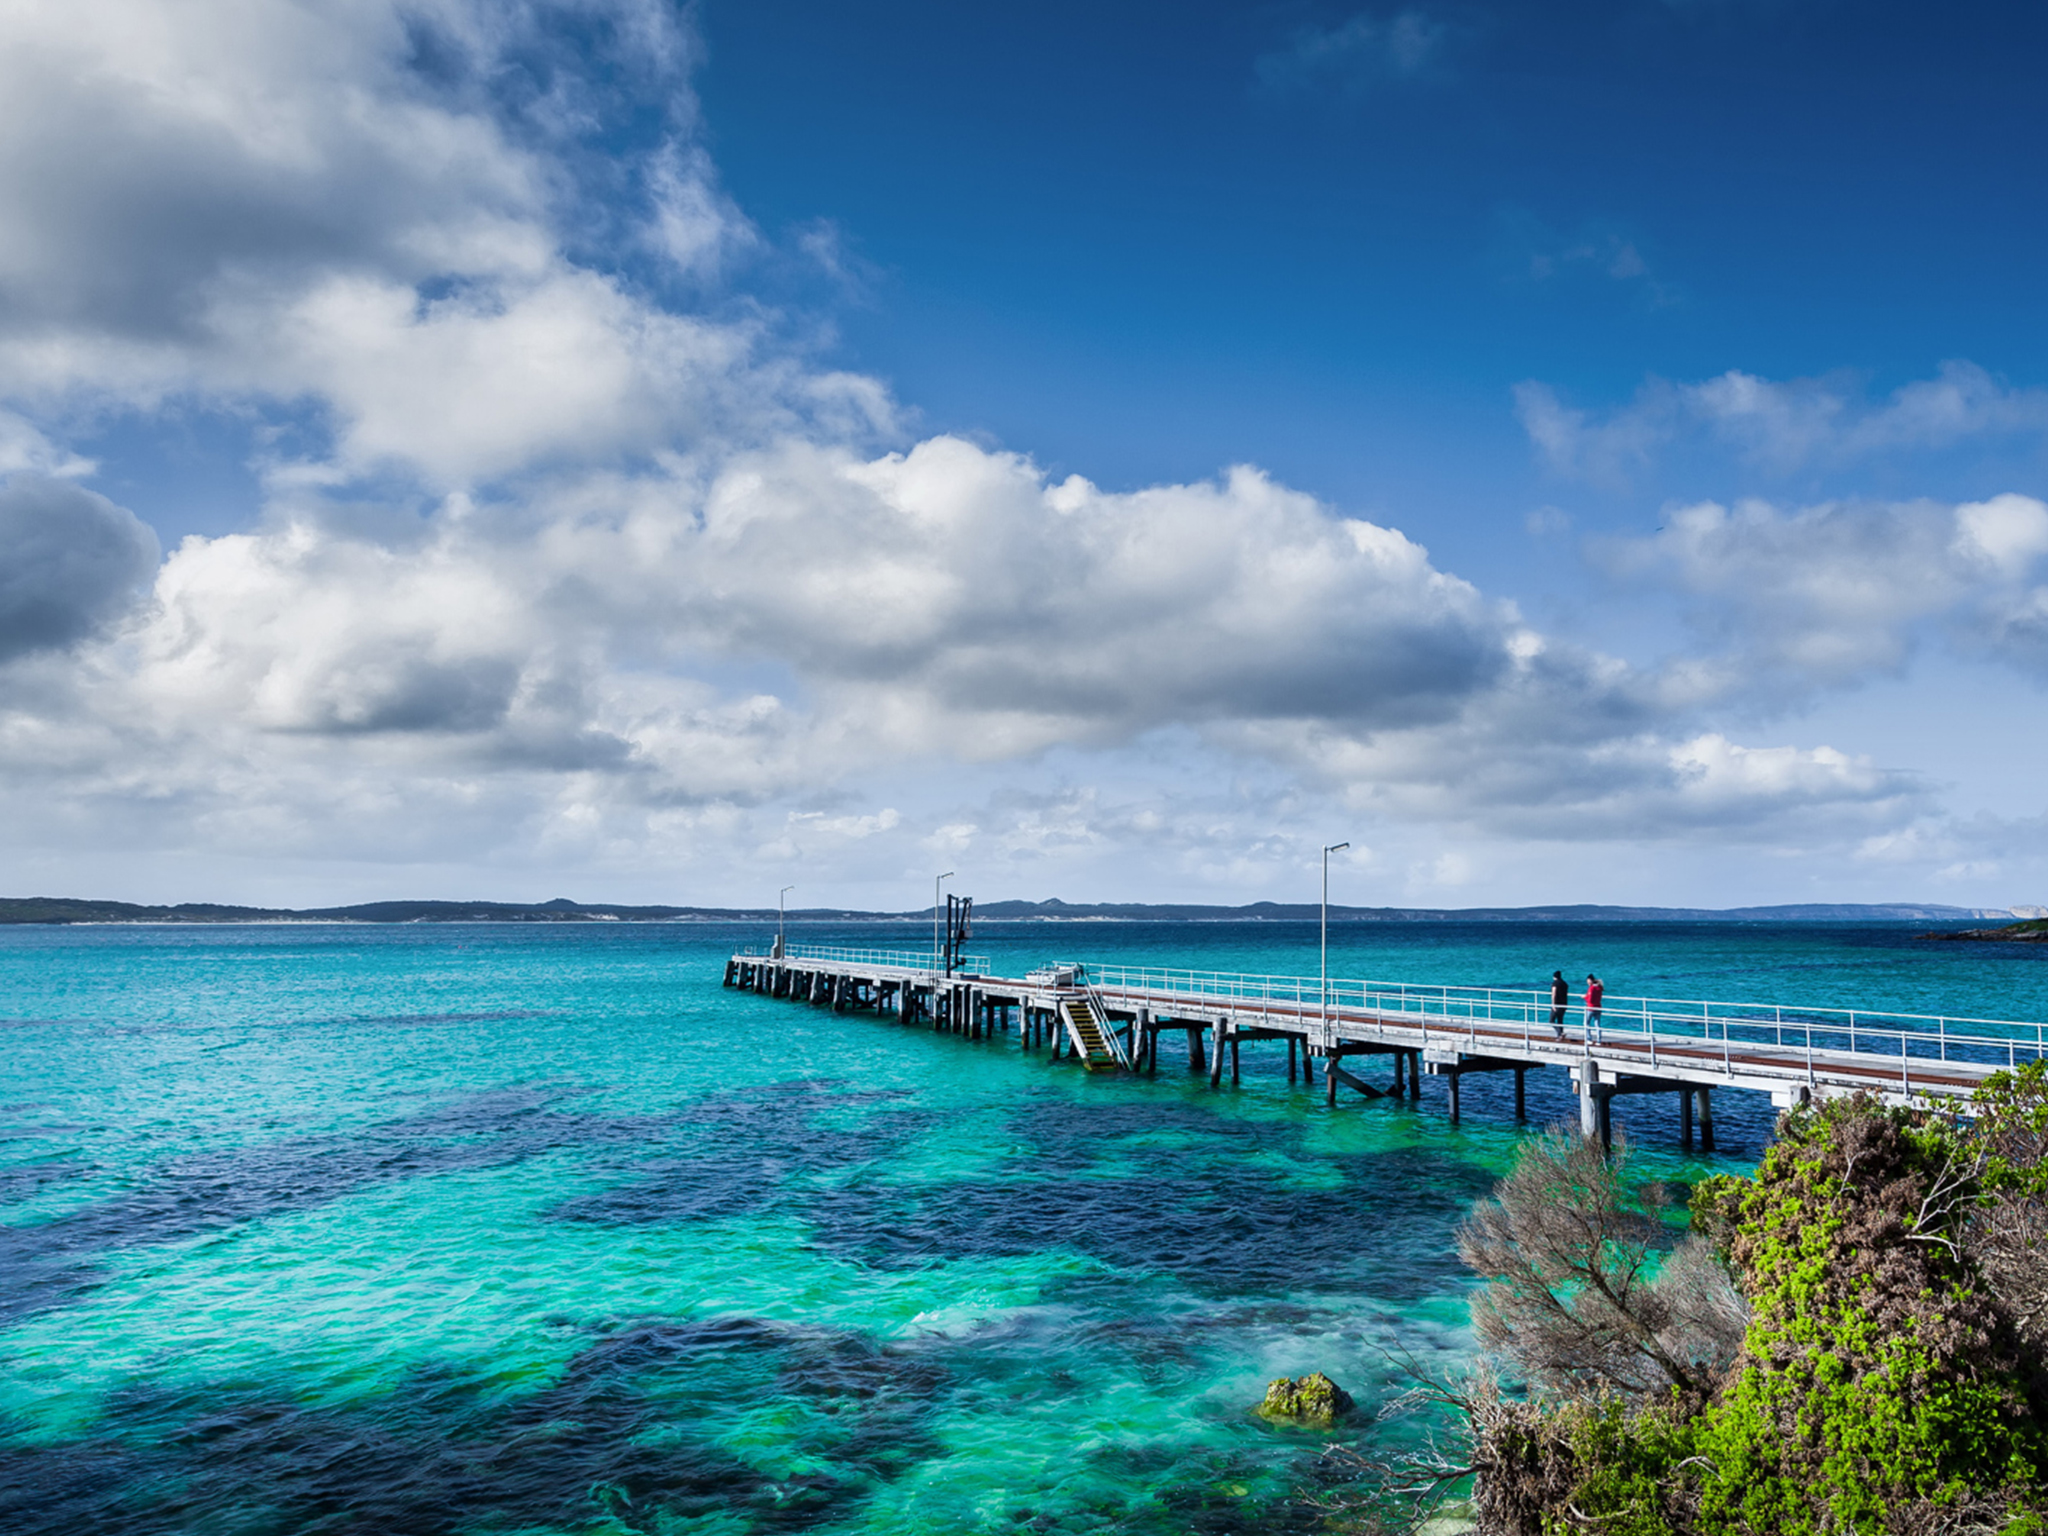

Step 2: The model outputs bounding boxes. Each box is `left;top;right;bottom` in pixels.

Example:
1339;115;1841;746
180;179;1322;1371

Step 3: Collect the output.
737;942;994;976
1083;983;1134;1069
1081;962;2048;1092
730;947;2048;1095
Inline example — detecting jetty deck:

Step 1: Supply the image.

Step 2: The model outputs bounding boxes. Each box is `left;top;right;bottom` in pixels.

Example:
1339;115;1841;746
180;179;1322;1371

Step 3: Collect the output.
723;944;2046;1147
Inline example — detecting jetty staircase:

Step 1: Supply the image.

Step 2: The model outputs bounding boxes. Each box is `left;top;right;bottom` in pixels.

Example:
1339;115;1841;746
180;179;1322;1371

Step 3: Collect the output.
1058;989;1130;1071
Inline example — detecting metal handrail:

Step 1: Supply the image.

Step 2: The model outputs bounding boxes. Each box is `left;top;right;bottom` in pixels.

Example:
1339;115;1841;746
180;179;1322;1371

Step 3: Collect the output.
739;942;994;975
730;947;2046;1087
1083;983;1134;1068
1077;961;2047;1075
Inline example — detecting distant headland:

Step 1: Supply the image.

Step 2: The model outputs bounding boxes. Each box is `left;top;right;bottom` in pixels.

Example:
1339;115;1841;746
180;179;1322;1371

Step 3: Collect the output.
0;894;2035;926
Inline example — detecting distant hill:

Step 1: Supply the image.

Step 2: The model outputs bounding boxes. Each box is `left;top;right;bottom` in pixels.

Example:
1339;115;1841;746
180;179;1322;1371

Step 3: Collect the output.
968;898;2010;923
0;894;2023;926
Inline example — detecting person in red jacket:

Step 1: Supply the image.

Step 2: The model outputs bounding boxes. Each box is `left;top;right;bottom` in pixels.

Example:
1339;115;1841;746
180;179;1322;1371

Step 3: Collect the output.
1585;973;1604;1040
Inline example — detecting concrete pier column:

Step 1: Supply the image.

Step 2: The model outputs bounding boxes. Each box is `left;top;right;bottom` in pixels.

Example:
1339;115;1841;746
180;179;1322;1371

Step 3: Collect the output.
1514;1067;1527;1120
1698;1087;1715;1152
1579;1072;1601;1140
1680;1085;1694;1151
1209;1021;1226;1087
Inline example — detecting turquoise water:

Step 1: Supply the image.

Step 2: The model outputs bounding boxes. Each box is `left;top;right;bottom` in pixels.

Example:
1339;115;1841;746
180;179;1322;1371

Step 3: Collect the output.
1;919;2043;1534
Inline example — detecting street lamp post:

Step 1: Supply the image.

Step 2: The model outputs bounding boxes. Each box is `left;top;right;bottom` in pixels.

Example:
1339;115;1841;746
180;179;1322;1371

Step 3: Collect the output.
777;885;795;959
935;871;954;974
1322;842;1350;1030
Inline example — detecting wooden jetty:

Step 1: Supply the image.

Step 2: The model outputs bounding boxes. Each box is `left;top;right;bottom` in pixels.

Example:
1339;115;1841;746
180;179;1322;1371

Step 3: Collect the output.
723;945;2047;1149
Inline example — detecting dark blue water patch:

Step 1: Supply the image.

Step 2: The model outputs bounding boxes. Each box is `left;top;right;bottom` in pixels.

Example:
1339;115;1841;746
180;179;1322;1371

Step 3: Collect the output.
0;1086;684;1324
797;1145;1493;1301
0;1310;1364;1535
1084;1440;1335;1536
0;1317;947;1536
993;1095;1292;1174
549;1086;938;1228
0;1157;91;1202
563;1316;949;1482
550;1079;1493;1299
318;1008;563;1028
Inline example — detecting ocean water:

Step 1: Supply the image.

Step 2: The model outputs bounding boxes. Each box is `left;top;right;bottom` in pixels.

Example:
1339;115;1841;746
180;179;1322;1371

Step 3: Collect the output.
1;918;2044;1535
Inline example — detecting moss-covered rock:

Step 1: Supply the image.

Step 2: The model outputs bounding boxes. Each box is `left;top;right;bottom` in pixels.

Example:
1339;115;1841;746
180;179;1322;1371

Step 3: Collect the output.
1256;1371;1355;1427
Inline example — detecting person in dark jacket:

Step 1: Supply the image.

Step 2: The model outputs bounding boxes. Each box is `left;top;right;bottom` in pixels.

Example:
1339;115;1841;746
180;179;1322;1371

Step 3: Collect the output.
1549;970;1569;1038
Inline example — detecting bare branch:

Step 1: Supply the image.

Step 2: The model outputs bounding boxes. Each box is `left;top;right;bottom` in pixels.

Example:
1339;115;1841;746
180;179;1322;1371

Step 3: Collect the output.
1457;1127;1747;1403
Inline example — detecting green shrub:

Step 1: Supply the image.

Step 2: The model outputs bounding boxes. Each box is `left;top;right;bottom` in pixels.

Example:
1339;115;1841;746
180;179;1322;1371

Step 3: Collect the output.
1457;1093;2048;1533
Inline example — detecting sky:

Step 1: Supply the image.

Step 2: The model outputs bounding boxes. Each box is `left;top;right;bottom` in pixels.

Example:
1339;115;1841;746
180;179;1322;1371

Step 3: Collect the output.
2;0;2047;912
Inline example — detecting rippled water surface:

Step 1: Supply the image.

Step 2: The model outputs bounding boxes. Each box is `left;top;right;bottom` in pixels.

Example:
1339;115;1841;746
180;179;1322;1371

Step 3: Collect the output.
2;919;2044;1534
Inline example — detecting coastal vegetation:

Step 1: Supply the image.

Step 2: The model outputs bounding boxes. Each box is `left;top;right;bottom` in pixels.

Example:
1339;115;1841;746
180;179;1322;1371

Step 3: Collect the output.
1338;1066;2048;1533
1932;918;2048;943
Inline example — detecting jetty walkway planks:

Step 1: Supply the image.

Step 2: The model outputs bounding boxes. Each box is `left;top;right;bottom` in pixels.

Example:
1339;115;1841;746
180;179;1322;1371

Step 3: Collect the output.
723;945;2047;1148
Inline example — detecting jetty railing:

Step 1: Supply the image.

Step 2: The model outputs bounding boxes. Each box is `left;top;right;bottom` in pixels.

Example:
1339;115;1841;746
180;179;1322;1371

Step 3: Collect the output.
740;942;994;976
1081;962;2048;1081
729;945;2046;1094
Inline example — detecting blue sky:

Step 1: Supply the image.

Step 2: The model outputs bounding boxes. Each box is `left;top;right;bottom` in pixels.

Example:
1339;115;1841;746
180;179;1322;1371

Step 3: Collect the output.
699;0;2048;512
2;0;2046;911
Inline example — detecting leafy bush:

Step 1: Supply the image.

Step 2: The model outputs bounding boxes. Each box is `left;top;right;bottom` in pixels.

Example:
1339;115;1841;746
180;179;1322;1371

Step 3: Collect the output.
1446;1090;2048;1534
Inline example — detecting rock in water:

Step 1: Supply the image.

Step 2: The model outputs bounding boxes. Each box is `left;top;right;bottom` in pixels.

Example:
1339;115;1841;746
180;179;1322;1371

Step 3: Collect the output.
1256;1372;1354;1427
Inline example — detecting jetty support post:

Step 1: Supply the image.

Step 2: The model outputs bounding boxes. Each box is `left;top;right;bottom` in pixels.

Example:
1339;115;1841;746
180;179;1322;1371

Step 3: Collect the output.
1577;1069;1611;1149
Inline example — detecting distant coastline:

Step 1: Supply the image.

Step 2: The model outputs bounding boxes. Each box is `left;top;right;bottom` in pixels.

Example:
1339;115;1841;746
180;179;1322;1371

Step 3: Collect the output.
0;894;2035;927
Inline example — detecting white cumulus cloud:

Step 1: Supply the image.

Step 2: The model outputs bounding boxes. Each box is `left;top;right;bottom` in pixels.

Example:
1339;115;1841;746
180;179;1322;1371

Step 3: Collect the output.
0;0;2009;903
